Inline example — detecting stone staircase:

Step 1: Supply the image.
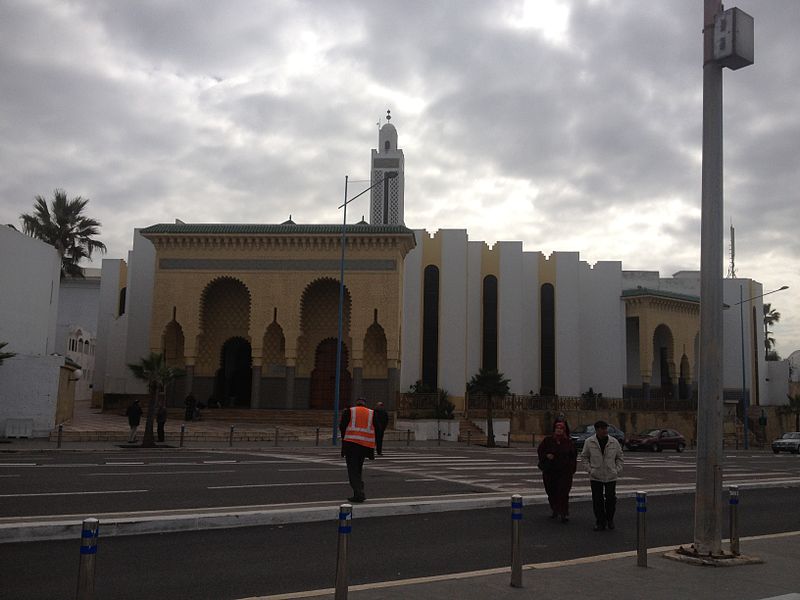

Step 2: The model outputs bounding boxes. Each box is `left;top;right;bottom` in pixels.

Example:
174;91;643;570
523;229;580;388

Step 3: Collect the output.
457;417;487;445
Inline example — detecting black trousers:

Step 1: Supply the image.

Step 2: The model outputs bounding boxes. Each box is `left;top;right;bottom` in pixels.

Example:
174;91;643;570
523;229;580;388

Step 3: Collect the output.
375;430;385;455
590;480;617;525
344;445;370;499
157;422;165;442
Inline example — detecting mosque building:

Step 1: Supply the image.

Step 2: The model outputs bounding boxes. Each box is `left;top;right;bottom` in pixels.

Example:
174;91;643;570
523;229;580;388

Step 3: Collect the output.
92;115;774;413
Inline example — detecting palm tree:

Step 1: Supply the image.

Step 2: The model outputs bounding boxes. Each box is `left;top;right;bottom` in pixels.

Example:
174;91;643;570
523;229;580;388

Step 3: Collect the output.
128;352;185;447
466;368;510;448
763;303;781;357
0;342;15;366
20;189;107;278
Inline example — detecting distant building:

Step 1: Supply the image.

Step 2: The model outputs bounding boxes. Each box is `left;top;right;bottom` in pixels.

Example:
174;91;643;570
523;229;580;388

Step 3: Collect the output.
93;118;776;411
0;225;79;436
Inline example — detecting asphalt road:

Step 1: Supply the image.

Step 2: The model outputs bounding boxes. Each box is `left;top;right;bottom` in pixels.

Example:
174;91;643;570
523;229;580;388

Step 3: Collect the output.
1;486;799;600
1;447;799;517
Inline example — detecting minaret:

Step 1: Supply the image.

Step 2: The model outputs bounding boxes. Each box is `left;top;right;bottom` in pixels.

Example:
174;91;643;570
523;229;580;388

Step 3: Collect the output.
370;110;405;225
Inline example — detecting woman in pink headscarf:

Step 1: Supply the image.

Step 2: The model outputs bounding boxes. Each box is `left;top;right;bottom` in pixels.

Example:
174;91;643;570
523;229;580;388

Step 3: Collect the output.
537;420;578;522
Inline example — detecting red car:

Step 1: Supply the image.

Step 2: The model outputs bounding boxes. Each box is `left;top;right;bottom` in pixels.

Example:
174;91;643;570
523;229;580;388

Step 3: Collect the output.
625;428;687;452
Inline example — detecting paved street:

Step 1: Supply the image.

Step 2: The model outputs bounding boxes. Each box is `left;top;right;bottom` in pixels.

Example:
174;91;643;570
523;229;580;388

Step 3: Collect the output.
1;446;799;518
1;486;799;599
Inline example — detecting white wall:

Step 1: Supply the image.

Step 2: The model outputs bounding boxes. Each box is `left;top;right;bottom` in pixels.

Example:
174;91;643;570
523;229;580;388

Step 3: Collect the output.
124;231;156;367
497;242;525;392
400;230;423;390
439;230;468;395
0;226;60;355
554;252;581;396
0;354;63;436
520;252;540;394
764;360;790;406
579;261;625;396
465;241;483;383
94;259;124;396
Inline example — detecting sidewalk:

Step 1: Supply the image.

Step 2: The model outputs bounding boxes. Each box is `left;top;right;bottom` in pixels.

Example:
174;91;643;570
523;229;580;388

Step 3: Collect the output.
249;532;800;600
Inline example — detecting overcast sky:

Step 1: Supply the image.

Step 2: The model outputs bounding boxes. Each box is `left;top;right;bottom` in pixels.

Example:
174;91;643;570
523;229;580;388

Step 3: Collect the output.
1;0;798;355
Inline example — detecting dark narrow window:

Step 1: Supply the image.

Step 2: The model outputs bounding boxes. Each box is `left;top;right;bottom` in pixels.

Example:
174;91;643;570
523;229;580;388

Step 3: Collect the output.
540;283;555;395
118;287;127;316
482;275;498;370
422;265;440;390
384;140;391;151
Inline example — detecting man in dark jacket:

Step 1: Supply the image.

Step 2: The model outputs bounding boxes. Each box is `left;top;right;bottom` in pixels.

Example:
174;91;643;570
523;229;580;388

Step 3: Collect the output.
374;401;389;455
126;399;143;444
156;400;168;443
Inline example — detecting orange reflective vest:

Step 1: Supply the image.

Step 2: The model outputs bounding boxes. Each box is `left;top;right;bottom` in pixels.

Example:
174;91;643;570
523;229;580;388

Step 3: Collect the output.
343;406;376;448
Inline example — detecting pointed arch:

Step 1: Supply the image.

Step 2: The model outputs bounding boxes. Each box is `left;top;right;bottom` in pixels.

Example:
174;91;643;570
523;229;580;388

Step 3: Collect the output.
162;320;185;368
652;324;676;398
297;277;351;376
263;321;286;372
196;277;252;377
363;321;388;379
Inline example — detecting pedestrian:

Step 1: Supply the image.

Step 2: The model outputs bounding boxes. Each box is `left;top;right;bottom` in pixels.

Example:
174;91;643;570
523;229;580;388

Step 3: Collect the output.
339;398;376;503
553;411;570;435
580;420;624;531
374;401;389;455
184;393;196;421
126;399;143;443
537;420;577;522
156;400;167;443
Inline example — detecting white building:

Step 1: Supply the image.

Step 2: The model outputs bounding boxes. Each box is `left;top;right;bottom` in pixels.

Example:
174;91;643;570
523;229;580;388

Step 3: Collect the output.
0;225;78;437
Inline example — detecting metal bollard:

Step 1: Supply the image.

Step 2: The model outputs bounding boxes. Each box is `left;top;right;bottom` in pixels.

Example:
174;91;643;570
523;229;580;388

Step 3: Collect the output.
437;429;441;446
510;494;523;587
334;503;352;600
406;429;411;447
57;423;63;449
76;517;99;600
179;424;185;448
274;426;279;447
316;427;320;447
636;491;647;567
467;430;471;446
729;485;740;555
229;425;235;447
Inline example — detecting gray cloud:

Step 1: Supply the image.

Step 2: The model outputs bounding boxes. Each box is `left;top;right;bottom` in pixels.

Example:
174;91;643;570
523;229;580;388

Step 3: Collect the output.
1;0;798;354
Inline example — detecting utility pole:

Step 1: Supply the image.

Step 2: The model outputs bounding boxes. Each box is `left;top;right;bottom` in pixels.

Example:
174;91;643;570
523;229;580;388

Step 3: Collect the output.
694;0;725;556
694;0;754;557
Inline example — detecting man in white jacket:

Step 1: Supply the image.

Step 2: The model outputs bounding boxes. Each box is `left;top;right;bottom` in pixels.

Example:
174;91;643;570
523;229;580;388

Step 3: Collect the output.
580;420;624;531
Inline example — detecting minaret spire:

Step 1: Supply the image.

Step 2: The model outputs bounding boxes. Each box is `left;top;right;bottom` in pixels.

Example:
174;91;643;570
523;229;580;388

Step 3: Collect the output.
369;109;405;225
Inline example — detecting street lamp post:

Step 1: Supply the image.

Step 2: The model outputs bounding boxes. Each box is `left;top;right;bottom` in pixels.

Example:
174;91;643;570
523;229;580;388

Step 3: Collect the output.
737;285;789;450
332;172;398;445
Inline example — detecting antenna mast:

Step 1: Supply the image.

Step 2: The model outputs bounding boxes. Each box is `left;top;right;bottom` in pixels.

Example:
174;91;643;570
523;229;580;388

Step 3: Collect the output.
726;222;736;278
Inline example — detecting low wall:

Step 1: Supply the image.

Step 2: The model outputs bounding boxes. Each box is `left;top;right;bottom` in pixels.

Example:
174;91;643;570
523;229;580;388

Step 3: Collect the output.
395;419;460;442
511;406;792;447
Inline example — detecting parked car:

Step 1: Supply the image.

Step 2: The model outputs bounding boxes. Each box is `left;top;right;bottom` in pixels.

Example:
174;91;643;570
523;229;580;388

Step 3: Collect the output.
570;424;626;450
771;432;800;454
626;428;687;452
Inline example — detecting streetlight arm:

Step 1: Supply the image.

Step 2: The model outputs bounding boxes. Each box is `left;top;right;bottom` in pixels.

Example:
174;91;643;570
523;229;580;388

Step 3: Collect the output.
734;285;789;305
338;172;397;209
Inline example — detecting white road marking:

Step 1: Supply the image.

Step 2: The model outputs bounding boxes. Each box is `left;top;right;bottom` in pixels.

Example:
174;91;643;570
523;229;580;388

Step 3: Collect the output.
105;462;145;466
0;489;148;498
208;481;344;490
0;463;36;467
83;470;237;476
203;460;238;464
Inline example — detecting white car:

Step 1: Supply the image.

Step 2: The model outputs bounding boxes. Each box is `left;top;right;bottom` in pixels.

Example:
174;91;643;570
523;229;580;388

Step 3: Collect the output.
772;432;800;454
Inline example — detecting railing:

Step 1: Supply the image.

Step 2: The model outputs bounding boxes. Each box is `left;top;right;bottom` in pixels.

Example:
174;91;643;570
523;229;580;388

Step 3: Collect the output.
465;393;698;414
397;393;442;419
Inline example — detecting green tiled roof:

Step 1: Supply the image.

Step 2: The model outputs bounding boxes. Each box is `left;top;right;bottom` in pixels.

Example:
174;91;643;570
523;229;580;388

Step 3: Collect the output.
622;287;700;303
140;223;414;235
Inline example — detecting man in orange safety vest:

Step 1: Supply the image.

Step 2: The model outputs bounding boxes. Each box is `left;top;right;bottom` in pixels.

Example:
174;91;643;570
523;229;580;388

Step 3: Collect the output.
339;398;376;503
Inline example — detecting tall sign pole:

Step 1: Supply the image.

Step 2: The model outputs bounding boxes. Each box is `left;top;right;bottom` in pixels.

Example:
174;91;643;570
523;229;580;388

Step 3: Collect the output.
694;1;754;556
694;0;725;556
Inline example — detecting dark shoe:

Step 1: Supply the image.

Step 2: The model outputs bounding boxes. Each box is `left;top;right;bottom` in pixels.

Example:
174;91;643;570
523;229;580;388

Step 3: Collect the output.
593;523;606;531
560;515;569;523
607;520;615;530
549;511;558;519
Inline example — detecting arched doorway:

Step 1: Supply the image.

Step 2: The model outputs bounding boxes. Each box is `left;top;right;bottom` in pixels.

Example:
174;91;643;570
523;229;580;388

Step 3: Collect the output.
214;337;252;407
309;338;351;409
